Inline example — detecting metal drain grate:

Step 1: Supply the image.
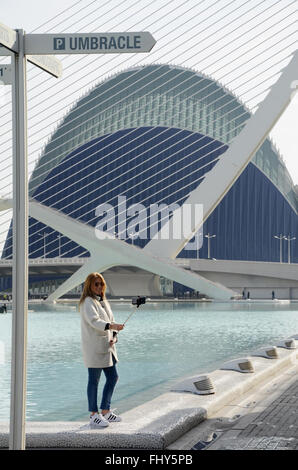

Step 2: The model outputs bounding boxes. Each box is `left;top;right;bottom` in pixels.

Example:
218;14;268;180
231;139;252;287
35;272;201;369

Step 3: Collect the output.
193;375;215;395
221;357;255;373
239;360;254;372
191;433;218;450
266;347;279;358
278;339;296;349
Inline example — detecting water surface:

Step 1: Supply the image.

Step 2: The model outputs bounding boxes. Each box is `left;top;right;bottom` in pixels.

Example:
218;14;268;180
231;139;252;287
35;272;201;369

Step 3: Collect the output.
0;300;297;421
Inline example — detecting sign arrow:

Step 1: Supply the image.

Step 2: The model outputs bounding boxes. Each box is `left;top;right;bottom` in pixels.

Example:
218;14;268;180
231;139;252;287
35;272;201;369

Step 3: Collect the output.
0;64;12;84
0;44;11;55
25;32;156;55
0;22;18;53
26;55;62;78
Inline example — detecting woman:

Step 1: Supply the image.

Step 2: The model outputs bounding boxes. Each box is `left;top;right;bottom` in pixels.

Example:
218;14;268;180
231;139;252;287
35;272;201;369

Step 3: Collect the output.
79;272;124;428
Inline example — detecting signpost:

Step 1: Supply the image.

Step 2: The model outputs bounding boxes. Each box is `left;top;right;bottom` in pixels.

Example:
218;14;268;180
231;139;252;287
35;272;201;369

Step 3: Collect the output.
0;20;155;450
0;24;63;452
10;29;28;452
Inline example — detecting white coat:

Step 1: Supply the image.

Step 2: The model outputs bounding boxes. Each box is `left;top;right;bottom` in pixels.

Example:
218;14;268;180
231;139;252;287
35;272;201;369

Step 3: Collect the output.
79;296;119;368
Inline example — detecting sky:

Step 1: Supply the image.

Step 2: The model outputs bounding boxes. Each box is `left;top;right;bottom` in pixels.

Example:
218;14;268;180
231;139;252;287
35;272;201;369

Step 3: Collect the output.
0;0;297;179
0;0;297;255
1;0;297;185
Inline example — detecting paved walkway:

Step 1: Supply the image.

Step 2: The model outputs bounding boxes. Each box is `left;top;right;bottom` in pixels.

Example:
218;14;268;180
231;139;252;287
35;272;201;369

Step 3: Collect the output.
167;363;298;451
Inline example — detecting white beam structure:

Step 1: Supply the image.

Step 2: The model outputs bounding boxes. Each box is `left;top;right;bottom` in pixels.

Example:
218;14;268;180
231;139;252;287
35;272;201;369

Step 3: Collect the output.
29;200;235;301
143;51;298;259
0;198;234;300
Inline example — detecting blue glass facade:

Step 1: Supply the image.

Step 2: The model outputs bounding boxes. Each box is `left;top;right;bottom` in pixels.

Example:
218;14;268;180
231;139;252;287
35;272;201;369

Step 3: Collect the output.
202;163;297;262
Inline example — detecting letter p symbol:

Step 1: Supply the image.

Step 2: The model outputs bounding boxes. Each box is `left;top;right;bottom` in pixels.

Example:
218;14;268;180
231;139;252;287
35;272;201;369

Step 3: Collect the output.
54;38;66;50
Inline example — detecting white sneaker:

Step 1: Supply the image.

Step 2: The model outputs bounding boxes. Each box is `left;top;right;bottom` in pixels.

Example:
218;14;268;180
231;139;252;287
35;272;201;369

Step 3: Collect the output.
89;412;109;428
103;410;122;422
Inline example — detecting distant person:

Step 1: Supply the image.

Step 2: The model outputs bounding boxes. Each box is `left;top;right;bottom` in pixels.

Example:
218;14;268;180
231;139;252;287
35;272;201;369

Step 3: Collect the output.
79;272;124;429
272;291;275;300
242;290;245;299
247;291;250;300
0;304;6;313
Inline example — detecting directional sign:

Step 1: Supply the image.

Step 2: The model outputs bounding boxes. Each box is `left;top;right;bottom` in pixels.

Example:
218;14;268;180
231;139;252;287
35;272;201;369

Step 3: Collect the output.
0;64;12;84
25;32;156;55
0;22;18;52
26;55;62;78
0;44;11;55
0;47;62;78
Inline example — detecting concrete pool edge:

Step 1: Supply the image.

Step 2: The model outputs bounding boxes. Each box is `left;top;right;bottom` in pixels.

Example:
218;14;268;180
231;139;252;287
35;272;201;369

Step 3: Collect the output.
0;346;297;449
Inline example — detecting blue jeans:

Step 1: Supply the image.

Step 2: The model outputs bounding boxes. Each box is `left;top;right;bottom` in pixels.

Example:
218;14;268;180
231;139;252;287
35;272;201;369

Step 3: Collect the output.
87;356;119;412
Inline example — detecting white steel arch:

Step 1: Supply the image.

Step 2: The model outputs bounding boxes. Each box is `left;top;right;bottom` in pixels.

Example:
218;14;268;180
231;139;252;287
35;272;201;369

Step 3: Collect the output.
144;51;298;259
0;198;235;300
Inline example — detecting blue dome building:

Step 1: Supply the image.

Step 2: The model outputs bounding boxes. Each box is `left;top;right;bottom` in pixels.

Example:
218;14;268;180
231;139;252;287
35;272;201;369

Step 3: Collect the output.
1;64;297;295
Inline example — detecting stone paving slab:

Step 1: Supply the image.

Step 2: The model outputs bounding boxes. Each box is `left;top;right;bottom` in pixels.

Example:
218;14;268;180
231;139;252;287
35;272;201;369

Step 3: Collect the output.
211;377;298;450
167;363;298;451
212;372;298;450
210;434;296;450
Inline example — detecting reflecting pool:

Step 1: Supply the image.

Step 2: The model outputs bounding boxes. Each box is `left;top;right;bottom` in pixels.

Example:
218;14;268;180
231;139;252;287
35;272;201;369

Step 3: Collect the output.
0;300;297;421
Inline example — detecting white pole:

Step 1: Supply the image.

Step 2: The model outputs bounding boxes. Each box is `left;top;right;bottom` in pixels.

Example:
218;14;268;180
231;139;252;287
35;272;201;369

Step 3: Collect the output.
205;233;216;259
274;234;284;263
9;30;28;450
129;233;135;246
286;236;296;264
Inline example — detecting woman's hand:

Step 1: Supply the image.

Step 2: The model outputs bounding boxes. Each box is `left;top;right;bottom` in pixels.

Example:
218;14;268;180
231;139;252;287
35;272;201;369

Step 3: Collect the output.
111;323;124;331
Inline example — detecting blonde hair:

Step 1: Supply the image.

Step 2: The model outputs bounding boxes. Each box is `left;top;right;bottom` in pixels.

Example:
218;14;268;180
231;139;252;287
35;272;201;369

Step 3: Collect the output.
79;272;107;306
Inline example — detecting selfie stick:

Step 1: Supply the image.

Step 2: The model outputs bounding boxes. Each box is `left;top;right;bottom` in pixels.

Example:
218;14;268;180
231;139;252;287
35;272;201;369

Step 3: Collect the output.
123;306;138;325
111;305;136;340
